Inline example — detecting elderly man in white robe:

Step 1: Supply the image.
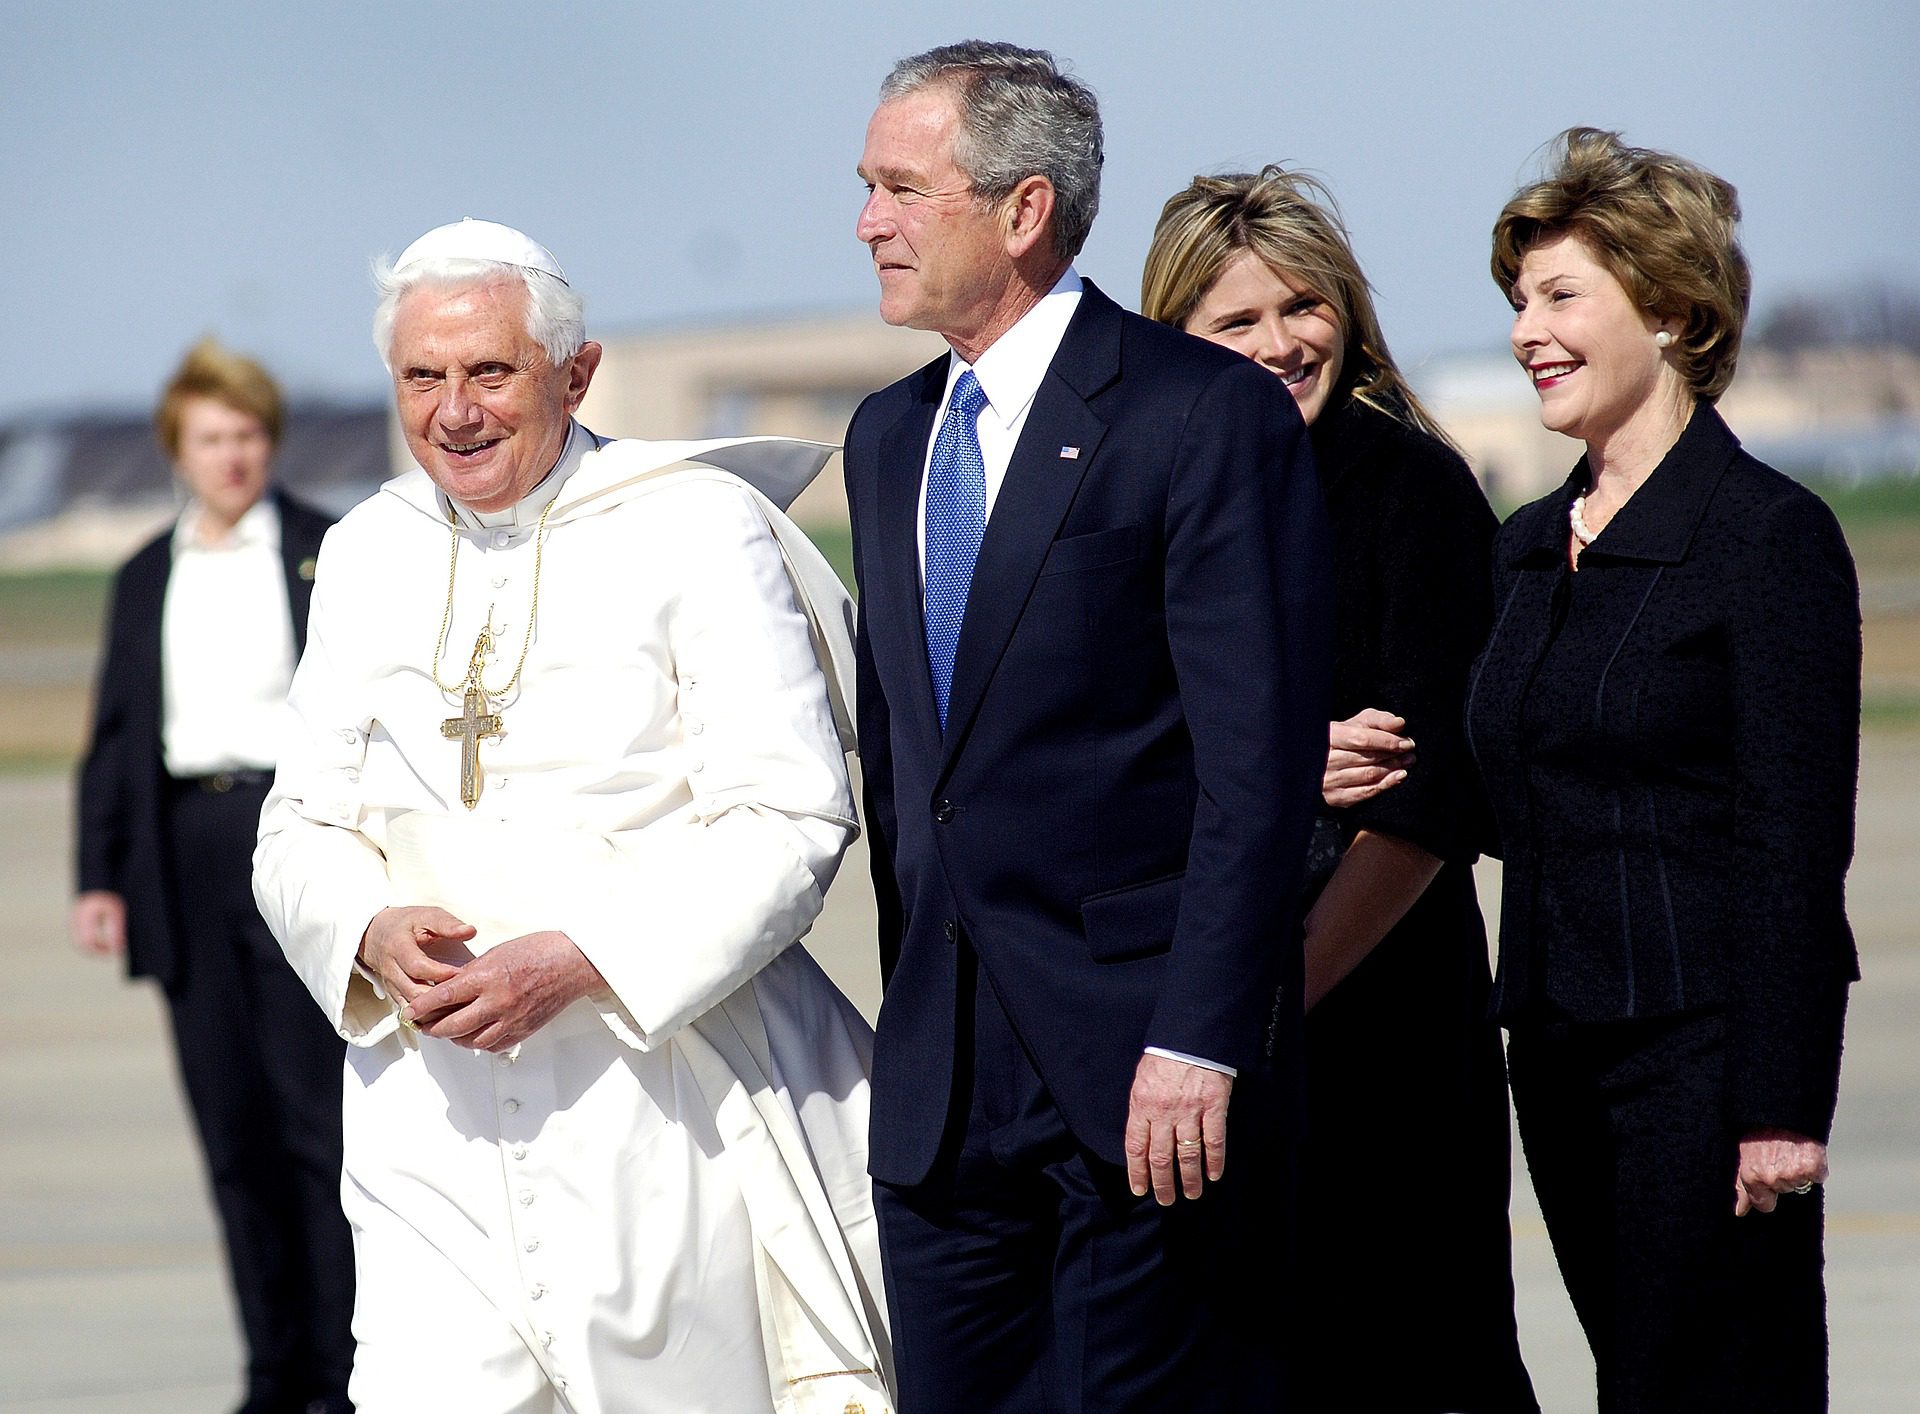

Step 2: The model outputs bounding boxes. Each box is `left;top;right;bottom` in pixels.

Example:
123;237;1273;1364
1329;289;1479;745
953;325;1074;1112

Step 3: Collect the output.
252;219;891;1414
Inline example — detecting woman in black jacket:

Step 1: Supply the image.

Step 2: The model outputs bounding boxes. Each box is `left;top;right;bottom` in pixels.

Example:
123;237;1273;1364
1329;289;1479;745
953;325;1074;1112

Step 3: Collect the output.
1144;166;1537;1413
1468;128;1860;1411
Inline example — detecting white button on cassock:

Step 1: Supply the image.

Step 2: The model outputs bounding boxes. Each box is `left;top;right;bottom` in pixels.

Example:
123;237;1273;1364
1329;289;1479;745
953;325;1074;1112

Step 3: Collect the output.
503;1099;520;1113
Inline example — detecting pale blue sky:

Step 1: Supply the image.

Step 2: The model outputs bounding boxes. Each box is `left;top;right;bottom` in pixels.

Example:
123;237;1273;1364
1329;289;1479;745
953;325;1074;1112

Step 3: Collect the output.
4;0;1914;420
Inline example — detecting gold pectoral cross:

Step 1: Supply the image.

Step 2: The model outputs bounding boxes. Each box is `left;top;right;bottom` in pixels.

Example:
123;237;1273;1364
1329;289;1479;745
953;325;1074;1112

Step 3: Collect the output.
440;628;503;809
441;683;503;810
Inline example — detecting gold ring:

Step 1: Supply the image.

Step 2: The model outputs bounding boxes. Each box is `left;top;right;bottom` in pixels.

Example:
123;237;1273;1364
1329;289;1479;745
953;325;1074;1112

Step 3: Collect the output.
1176;1138;1203;1151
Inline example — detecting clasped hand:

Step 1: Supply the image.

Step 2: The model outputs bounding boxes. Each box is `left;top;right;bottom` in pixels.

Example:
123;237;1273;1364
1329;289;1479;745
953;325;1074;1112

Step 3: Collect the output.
1124;1053;1232;1207
357;906;605;1053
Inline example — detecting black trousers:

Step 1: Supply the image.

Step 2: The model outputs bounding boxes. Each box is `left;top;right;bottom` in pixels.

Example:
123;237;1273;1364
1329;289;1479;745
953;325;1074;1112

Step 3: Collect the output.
1296;887;1538;1413
875;947;1289;1412
1506;1010;1828;1413
162;777;356;1413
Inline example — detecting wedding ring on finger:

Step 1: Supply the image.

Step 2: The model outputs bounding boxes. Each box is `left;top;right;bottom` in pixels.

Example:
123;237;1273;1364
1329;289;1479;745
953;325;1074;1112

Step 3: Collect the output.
1176;1138;1204;1155
1792;1181;1816;1195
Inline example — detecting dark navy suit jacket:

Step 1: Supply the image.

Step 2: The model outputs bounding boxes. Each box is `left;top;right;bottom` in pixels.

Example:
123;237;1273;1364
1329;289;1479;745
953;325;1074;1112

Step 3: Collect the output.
844;282;1334;1187
76;491;332;989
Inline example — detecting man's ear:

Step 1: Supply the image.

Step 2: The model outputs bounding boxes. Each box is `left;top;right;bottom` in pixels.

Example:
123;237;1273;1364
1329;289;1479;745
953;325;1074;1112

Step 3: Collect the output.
1002;175;1057;261
564;342;604;412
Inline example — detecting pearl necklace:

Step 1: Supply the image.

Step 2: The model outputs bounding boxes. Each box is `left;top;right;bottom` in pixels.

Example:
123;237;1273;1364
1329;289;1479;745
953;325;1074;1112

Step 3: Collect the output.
1569;493;1600;547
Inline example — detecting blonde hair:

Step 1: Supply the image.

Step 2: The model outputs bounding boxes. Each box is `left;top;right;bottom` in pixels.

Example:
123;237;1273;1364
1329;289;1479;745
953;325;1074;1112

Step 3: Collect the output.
1142;165;1452;444
1491;127;1750;401
153;337;284;456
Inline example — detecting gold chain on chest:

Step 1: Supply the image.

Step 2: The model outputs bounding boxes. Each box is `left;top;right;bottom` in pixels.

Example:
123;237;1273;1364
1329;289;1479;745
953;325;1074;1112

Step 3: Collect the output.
429;499;553;696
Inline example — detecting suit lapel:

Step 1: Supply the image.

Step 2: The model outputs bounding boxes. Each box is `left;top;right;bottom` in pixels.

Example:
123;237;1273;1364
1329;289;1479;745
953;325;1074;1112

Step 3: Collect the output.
938;286;1121;769
874;361;945;751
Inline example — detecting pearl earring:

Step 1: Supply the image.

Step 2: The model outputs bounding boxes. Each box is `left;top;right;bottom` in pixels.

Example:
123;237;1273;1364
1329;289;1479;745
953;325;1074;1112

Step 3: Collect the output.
1654;330;1673;348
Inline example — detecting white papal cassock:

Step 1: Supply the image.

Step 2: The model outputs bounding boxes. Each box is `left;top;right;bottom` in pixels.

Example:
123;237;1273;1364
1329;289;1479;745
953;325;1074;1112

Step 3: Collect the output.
253;423;891;1414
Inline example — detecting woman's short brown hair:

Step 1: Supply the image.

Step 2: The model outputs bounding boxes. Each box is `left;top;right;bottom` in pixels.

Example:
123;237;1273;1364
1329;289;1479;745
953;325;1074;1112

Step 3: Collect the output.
153;337;284;457
1491;127;1750;401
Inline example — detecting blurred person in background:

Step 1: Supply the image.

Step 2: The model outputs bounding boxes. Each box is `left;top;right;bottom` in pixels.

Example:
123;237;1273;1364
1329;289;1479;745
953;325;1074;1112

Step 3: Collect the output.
1467;128;1860;1411
1143;165;1537;1413
71;337;353;1414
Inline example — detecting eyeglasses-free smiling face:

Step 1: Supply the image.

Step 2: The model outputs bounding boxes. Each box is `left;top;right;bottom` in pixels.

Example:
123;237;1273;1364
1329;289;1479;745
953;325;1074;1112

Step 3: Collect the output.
1509;230;1680;449
1183;251;1346;427
388;277;600;514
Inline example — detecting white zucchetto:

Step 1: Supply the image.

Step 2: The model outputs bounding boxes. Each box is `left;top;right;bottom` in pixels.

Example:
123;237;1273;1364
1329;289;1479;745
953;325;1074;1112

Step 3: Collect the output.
393;218;568;285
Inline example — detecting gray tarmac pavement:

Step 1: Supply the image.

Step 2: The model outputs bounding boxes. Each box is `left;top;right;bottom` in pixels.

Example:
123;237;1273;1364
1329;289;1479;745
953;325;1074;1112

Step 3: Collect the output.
4;738;1916;1411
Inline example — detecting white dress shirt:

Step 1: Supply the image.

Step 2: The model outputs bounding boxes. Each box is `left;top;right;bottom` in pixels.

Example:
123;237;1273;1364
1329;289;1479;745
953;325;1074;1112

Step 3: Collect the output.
916;266;1084;579
162;496;296;777
914;269;1233;1079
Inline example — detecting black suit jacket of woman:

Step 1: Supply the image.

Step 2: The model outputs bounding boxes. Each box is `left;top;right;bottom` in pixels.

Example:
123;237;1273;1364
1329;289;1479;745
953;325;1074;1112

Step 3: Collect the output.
1465;404;1860;1141
75;490;332;990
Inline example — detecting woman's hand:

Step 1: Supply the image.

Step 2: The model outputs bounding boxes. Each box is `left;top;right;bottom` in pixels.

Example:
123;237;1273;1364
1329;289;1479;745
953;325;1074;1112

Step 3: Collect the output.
1734;1128;1830;1215
1324;708;1415;807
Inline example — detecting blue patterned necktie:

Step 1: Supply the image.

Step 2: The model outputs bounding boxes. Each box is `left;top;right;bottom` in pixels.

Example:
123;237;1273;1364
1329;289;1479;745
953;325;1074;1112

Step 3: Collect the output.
923;369;988;731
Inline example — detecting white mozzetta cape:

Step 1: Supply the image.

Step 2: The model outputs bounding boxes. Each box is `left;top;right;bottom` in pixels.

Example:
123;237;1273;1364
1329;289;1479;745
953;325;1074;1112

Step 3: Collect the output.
253;427;889;1413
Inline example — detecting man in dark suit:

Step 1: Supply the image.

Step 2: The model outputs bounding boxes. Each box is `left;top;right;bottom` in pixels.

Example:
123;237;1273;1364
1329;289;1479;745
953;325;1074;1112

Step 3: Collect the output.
72;339;354;1414
845;41;1334;1409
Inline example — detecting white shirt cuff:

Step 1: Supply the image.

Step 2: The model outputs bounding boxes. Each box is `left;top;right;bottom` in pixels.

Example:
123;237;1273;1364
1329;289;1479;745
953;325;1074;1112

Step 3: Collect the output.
1144;1046;1237;1078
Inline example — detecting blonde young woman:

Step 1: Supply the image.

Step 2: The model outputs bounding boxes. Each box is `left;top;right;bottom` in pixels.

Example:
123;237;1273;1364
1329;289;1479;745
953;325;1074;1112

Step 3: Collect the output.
1468;129;1858;1412
1144;168;1536;1413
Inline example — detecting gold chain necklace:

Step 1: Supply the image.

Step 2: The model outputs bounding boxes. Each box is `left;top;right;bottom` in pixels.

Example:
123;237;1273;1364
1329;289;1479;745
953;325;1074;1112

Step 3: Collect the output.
430;498;552;695
432;499;553;809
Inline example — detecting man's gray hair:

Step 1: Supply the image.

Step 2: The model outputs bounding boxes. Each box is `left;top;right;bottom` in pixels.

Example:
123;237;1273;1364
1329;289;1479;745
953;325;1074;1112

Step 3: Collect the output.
370;258;586;371
880;40;1103;262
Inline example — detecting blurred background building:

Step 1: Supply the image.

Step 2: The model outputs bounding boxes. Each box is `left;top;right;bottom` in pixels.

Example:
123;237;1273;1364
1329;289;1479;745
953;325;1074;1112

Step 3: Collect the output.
5;292;1918;571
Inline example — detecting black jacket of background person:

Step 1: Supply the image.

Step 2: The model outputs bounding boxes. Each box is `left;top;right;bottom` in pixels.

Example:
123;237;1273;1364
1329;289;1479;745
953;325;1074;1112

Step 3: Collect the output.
76;490;332;988
1465;403;1860;1141
845;281;1335;1187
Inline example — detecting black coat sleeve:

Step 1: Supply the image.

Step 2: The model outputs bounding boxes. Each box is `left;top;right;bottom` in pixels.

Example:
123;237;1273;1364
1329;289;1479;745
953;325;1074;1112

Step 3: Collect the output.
75;561;143;895
1342;441;1498;862
1724;488;1860;1141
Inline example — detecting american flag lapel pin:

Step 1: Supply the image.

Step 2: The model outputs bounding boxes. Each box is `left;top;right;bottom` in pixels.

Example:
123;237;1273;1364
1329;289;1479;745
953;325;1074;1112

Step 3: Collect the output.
1059;445;1081;460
